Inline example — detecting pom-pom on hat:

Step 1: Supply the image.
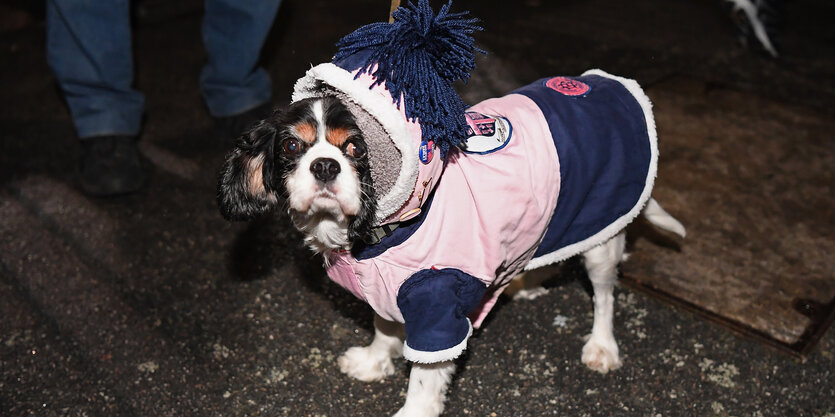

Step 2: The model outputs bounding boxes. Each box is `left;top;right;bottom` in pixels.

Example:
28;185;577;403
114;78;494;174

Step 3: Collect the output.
292;0;484;227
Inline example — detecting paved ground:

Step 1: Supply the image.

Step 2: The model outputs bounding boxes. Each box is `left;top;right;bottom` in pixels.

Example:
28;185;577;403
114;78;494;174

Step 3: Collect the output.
1;0;834;416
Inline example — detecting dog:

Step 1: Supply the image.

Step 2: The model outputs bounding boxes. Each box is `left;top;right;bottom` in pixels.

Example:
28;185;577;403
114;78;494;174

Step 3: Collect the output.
217;91;686;417
217;2;685;416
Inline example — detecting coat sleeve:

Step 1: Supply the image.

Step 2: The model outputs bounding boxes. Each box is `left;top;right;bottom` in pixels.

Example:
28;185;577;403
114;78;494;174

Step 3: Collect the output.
396;268;487;363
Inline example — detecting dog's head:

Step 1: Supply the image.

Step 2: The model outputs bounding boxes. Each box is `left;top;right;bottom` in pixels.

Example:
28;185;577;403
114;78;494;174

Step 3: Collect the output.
218;0;483;257
218;97;376;252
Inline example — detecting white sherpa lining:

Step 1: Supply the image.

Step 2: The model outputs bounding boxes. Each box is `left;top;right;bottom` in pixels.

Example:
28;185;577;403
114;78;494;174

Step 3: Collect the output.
292;63;419;224
402;319;473;364
524;69;659;270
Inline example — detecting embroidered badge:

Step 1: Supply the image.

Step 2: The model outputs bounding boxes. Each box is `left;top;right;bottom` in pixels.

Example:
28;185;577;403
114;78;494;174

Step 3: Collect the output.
460;112;512;154
419;139;434;164
545;77;590;96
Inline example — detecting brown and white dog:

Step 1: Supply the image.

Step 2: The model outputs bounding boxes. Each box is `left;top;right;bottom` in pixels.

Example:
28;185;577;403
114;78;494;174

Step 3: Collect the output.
217;2;685;416
218;95;685;417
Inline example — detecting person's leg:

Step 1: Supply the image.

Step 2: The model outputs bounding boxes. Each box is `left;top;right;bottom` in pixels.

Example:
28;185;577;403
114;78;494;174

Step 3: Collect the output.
46;0;144;138
201;0;281;136
46;0;145;196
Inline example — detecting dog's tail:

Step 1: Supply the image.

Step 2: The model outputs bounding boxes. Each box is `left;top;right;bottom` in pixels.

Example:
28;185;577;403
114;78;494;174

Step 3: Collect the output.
642;198;686;238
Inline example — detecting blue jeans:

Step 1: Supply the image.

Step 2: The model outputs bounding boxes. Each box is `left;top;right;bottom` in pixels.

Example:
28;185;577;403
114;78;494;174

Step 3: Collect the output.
46;0;281;139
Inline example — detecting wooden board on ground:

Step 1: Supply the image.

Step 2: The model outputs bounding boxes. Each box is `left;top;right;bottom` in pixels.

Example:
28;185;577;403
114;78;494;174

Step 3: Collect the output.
621;76;835;356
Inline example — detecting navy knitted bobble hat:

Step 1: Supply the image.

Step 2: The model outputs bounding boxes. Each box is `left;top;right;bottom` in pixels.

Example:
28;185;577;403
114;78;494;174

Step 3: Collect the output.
293;0;484;226
333;0;484;157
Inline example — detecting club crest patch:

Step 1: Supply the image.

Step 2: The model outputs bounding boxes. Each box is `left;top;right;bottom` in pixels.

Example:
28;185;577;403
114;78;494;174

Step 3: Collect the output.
545;77;590;96
460;112;512;154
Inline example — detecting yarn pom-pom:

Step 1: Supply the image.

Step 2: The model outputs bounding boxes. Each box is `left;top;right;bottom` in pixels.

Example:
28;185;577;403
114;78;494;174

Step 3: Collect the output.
333;0;485;157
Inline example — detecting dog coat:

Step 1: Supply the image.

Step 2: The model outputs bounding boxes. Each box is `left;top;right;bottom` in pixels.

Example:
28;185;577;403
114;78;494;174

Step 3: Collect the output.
324;70;658;364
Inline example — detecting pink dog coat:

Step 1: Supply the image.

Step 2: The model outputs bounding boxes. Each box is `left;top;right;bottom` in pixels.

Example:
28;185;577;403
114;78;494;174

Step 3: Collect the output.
326;70;658;363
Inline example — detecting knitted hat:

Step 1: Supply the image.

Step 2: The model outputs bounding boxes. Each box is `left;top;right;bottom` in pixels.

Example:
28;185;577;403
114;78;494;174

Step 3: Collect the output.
292;0;483;226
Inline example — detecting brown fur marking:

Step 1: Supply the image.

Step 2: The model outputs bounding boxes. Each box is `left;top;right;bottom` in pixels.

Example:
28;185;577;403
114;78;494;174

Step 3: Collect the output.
326;127;353;147
247;155;266;196
293;123;317;144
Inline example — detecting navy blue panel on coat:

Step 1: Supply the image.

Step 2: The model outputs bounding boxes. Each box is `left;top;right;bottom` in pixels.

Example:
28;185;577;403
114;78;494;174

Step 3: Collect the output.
396;268;487;353
513;75;651;258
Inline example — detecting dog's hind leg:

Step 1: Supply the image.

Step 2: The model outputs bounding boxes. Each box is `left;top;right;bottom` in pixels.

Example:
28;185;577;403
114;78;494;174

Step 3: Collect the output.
338;313;405;382
580;232;626;374
393;360;456;417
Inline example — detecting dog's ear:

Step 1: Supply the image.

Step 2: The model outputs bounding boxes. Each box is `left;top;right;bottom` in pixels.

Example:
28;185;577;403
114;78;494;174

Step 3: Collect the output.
217;120;279;221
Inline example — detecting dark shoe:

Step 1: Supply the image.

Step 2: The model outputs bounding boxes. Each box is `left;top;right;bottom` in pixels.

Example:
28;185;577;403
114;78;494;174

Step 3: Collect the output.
214;102;273;142
79;135;146;197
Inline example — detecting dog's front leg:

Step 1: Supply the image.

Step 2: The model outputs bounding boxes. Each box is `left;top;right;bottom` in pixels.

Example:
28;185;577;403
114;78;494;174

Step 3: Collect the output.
392;360;456;417
338;313;404;381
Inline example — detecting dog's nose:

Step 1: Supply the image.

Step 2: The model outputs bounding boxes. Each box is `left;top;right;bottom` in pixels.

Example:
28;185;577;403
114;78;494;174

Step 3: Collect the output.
310;157;341;183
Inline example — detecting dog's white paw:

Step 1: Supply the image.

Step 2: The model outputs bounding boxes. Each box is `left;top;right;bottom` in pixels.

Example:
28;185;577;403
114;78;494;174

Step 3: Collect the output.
512;287;550;300
338;345;395;382
392;401;443;417
581;337;622;374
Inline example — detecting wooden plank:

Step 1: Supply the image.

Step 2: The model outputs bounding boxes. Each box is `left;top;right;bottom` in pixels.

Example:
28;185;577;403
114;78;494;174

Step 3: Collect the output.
621;76;835;353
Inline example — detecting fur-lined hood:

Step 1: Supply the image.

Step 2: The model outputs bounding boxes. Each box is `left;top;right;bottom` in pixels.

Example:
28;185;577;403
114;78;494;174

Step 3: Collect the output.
292;0;483;226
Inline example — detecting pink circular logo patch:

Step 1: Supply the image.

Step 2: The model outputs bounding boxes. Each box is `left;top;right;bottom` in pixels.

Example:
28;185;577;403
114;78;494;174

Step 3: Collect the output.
546;77;590;96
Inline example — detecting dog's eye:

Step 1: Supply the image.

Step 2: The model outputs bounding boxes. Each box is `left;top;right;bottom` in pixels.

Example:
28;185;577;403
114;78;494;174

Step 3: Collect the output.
344;140;366;159
282;138;302;155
